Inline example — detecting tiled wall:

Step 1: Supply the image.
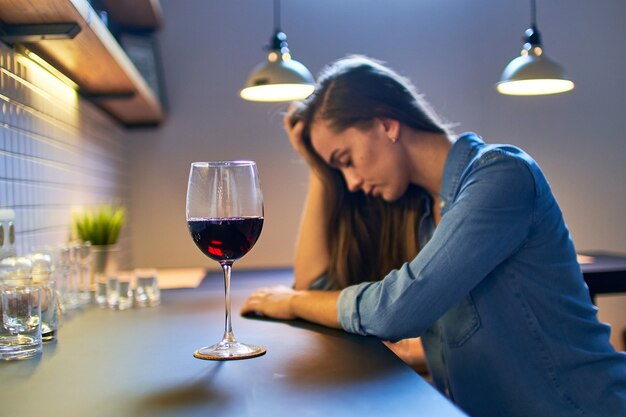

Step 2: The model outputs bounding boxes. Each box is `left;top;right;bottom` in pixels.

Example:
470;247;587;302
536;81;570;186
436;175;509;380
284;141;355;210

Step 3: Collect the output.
0;42;130;260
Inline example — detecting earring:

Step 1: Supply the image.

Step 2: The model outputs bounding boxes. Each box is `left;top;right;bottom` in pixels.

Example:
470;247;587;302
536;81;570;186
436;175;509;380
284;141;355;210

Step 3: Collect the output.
390;137;397;143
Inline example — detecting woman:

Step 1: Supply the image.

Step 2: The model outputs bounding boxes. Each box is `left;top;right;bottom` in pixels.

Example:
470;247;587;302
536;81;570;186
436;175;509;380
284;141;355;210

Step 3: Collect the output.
241;56;626;417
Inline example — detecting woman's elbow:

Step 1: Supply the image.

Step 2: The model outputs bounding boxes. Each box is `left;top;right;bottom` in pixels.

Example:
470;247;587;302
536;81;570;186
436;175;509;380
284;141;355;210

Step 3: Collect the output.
362;310;428;342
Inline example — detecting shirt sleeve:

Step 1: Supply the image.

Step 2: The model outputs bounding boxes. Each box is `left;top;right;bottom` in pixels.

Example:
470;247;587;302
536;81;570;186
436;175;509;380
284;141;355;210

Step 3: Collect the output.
337;150;537;341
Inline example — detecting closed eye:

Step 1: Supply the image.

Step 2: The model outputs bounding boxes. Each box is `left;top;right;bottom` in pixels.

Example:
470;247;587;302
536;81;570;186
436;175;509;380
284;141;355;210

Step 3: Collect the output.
329;149;352;169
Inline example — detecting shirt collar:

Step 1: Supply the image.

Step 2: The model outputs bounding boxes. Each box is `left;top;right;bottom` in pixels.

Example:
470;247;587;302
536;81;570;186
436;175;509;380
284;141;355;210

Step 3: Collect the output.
438;132;484;212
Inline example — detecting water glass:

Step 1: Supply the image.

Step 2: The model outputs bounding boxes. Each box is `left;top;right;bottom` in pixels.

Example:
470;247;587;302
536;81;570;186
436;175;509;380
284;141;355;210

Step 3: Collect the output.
79;242;92;301
57;246;79;311
106;272;132;310
38;281;58;342
30;253;58;342
95;272;108;308
0;285;42;360
134;269;160;307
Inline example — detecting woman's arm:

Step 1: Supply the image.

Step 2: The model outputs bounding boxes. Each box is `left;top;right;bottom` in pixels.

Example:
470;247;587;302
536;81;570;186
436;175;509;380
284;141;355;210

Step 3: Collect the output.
240;285;341;329
293;174;330;289
240;285;428;373
284;116;331;290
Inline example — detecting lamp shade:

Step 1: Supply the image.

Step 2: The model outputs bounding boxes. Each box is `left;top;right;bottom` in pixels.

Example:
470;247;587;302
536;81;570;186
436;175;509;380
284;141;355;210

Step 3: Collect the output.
497;12;574;97
497;49;574;96
240;53;315;102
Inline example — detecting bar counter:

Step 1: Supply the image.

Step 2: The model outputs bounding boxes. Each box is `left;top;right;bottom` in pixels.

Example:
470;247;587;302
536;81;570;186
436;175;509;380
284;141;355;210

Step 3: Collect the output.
0;269;465;417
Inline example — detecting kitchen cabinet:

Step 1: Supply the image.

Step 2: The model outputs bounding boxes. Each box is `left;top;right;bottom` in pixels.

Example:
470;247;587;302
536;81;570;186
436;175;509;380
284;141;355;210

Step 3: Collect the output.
0;0;164;127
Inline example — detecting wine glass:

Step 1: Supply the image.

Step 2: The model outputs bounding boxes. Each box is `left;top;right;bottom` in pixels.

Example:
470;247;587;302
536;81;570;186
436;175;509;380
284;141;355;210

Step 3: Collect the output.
186;161;266;360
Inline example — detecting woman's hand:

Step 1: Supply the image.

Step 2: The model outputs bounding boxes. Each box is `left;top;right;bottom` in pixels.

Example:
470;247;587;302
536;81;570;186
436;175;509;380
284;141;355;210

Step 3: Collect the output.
284;105;323;171
284;113;309;160
241;285;298;320
242;286;342;329
383;338;429;374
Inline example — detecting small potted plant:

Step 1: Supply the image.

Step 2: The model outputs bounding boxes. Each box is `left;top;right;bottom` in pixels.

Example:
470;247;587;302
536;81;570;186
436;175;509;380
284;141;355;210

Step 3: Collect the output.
73;204;126;277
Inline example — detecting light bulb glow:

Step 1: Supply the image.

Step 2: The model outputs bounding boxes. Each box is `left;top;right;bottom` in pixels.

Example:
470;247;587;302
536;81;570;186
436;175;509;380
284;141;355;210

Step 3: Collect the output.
20;49;79;91
240;83;315;102
496;79;575;95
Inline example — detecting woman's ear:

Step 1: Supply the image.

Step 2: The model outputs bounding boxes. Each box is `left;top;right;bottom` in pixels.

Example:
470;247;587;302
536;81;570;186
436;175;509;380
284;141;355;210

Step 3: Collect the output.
379;118;401;143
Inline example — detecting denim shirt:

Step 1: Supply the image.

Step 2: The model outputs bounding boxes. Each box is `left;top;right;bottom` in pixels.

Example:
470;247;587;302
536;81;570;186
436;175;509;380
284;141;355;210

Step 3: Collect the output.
337;133;626;417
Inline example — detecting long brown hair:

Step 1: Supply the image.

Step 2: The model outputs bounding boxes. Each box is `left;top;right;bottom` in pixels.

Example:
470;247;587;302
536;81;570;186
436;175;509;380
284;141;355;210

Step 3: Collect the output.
291;56;451;289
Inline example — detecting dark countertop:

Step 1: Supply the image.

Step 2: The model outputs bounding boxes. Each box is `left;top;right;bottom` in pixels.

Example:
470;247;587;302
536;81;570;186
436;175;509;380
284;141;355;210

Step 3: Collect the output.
0;268;466;417
579;251;626;300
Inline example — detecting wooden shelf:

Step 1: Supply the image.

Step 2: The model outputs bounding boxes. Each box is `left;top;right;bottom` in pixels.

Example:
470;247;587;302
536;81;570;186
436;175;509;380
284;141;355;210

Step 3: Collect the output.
103;0;163;30
0;0;164;127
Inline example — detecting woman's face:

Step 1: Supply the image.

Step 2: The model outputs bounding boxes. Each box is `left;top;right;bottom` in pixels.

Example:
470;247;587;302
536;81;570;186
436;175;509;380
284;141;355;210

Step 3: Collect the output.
310;118;411;202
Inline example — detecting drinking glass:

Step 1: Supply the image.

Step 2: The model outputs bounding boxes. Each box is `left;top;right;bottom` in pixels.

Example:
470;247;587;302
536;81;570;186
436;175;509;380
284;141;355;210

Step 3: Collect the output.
0;285;42;360
107;271;133;310
134;268;160;307
186;161;265;360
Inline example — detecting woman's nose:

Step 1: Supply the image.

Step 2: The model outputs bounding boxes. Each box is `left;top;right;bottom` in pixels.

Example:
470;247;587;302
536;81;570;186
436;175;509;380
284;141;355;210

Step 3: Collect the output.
343;169;363;192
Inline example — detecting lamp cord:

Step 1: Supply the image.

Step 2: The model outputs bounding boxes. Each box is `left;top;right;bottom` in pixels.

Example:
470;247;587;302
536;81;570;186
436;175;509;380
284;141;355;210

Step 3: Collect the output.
525;0;542;46
273;0;281;31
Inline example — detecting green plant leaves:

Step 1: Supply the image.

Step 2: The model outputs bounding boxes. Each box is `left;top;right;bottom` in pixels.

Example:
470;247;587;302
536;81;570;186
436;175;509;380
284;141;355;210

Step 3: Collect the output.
73;204;126;246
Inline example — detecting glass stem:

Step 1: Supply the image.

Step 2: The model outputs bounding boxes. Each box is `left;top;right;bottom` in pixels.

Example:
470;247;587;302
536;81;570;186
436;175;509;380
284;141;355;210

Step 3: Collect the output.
221;261;236;343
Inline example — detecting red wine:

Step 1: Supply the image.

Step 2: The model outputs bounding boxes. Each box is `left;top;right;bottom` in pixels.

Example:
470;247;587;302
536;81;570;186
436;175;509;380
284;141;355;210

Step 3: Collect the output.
188;217;264;263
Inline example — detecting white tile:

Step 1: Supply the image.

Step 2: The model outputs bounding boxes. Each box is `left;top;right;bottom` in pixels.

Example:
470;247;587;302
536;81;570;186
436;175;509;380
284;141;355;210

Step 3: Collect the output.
0;42;129;253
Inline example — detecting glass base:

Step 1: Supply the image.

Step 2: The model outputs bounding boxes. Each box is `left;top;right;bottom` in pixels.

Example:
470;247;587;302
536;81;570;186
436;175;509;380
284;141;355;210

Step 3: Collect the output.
194;339;266;361
0;335;42;361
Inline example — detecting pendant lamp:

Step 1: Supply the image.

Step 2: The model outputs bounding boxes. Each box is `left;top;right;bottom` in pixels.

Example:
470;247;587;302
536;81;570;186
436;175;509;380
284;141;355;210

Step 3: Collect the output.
240;0;315;102
496;0;574;96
